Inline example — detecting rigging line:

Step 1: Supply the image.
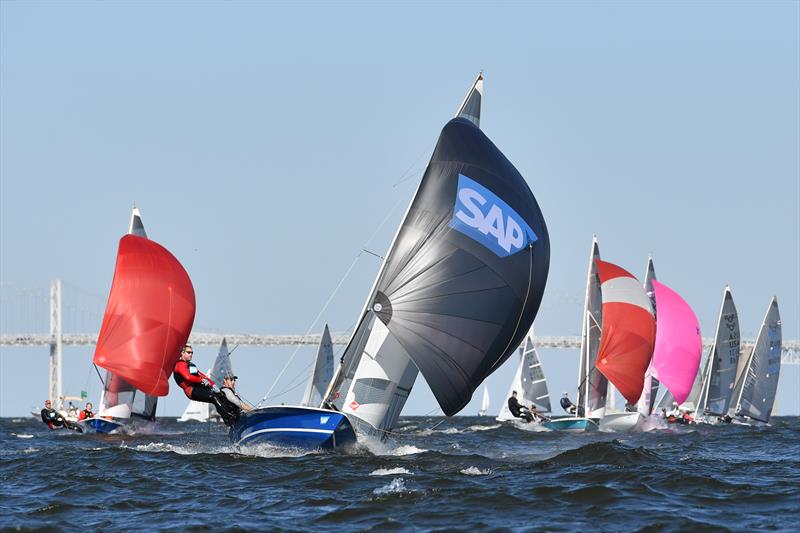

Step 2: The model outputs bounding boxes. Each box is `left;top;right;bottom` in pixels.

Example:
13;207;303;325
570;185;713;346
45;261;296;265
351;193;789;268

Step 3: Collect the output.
257;252;364;407
490;243;535;371
93;364;106;388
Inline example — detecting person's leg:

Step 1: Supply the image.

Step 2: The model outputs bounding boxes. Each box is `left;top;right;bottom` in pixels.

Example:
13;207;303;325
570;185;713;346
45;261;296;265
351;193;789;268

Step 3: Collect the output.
190;385;218;405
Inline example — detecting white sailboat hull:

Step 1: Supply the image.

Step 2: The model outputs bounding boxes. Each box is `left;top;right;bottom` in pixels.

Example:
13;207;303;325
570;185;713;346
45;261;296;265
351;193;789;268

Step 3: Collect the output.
599;412;644;432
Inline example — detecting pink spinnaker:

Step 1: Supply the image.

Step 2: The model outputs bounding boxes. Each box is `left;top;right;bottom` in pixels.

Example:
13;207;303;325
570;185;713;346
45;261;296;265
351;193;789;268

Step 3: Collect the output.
650;280;702;404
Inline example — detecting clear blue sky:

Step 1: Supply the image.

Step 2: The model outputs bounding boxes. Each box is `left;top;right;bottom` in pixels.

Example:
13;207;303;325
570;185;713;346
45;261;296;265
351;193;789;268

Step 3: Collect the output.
1;1;798;417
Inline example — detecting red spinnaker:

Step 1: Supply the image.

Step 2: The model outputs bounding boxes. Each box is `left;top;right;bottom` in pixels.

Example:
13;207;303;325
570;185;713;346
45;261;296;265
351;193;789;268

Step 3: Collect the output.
595;260;656;405
94;234;196;396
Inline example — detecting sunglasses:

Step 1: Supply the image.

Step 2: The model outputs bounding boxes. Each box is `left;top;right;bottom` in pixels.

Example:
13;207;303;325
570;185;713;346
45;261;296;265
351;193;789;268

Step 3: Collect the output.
184;351;193;355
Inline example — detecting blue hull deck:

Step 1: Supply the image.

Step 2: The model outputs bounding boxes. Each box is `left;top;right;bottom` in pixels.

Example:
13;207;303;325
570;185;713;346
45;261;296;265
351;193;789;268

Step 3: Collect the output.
77;417;125;434
230;406;357;450
543;417;598;432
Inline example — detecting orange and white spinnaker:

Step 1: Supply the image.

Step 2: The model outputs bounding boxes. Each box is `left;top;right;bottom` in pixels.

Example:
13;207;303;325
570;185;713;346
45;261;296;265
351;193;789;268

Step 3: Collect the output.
595;260;656;405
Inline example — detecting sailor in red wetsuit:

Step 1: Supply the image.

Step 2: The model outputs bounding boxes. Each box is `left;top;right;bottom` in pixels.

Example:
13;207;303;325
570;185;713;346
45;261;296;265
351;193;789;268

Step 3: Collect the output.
78;402;94;421
173;345;220;405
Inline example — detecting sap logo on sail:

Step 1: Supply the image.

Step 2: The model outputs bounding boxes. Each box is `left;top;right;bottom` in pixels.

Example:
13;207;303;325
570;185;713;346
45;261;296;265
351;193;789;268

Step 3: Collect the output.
449;174;537;257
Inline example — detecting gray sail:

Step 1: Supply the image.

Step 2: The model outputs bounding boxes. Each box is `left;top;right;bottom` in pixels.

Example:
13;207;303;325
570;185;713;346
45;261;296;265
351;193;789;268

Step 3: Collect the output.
519;333;551;412
325;75;550;427
128;206;147;238
301;325;334;407
656;389;674;412
210;337;233;385
696;287;741;415
99;206;157;421
637;257;659;414
455;73;483;128
682;353;709;411
734;297;781;423
576;237;606;417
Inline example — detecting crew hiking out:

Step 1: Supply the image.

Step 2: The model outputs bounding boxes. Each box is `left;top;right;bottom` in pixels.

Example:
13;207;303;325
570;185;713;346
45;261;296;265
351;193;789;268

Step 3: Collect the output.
173;344;241;426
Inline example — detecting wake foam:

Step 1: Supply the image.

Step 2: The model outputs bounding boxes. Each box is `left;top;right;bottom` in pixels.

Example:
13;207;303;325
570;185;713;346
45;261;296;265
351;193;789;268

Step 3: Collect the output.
370;467;412;476
373;478;411;496
122;441;320;458
460;466;491;476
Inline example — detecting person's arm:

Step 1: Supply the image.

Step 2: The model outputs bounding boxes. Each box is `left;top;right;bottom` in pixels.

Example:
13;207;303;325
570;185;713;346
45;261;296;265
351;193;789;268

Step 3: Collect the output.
174;362;205;385
197;370;215;388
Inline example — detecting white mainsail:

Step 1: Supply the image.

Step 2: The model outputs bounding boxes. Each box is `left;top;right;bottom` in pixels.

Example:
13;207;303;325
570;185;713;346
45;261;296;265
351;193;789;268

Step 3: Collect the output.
694;287;740;417
301;325;334;407
497;327;551;421
576;237;606;418
731;297;781;423
479;386;490;416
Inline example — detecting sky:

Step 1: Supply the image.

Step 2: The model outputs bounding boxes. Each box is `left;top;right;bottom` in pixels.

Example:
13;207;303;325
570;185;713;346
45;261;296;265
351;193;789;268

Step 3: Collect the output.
1;1;798;417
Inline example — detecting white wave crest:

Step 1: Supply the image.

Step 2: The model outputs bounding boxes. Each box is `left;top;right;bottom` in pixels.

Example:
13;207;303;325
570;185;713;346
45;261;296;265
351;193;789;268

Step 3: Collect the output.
373;478;409;495
370;467;411;476
391;444;427;456
460;466;491;476
13;433;34;439
467;424;501;432
123;441;318;459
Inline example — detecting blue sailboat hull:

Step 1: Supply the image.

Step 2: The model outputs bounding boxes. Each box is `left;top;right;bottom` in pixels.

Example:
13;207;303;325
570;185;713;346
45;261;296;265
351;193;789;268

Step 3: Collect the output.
77;417;125;434
543;417;598;432
230;406;357;450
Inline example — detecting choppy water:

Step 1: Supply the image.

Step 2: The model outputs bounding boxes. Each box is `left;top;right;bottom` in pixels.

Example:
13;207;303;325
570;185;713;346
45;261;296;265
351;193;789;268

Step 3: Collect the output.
1;416;798;531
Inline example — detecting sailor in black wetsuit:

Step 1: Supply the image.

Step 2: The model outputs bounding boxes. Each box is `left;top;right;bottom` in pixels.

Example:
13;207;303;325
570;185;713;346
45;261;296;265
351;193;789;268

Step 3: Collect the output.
507;391;534;423
40;400;65;429
40;399;80;431
560;392;577;415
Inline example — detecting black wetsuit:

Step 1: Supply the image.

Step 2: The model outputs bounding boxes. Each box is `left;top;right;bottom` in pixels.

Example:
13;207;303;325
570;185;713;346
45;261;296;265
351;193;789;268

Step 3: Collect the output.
507;397;533;422
560;396;577;415
40;408;65;429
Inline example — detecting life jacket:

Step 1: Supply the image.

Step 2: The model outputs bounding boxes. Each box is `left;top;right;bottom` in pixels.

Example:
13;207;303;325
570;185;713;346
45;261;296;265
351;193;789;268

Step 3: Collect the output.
79;409;93;421
173;360;200;386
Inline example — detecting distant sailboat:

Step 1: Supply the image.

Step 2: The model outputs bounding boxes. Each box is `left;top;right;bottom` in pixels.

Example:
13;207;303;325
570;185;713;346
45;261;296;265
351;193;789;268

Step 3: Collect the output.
593;260;655;432
636;257;660;416
230;73;550;449
497;327;551;422
300;324;334;407
178;338;234;423
80;207;196;433
545;238;604;432
479;386;490;416
690;287;741;422
730;297;781;424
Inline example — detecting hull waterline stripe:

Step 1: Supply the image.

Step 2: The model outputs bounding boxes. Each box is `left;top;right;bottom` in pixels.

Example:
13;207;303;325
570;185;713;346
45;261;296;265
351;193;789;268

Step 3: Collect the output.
238;427;335;444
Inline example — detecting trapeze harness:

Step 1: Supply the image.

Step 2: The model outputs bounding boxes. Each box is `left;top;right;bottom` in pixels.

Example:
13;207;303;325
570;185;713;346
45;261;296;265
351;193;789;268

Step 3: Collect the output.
173;359;216;403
